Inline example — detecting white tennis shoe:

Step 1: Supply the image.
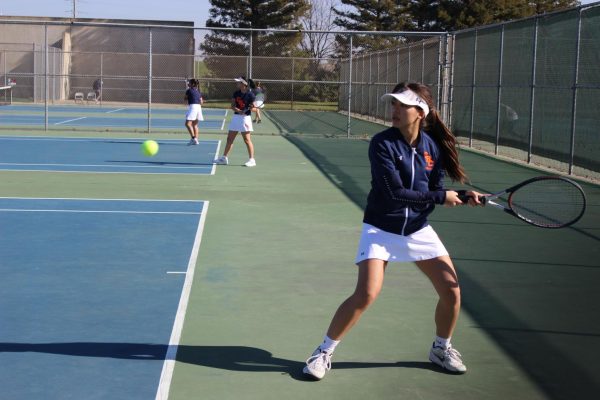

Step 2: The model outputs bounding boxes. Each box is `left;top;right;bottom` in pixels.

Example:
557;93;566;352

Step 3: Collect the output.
429;344;467;373
244;158;256;167
187;138;199;146
303;348;332;380
214;156;228;165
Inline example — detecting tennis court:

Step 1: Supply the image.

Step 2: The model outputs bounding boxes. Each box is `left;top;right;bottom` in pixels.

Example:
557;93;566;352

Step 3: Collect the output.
0;125;598;400
0;197;208;400
0;136;220;174
0;104;228;131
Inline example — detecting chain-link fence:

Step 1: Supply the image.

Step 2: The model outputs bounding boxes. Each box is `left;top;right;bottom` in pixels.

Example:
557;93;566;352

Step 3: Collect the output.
450;3;600;178
0;3;598;178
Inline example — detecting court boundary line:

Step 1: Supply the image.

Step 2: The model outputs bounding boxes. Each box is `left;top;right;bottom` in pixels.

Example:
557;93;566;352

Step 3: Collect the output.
0;135;221;143
155;201;209;400
0;209;201;215
54;116;87;125
0;196;206;203
106;108;125;113
210;140;221;175
0;162;210;170
0;196;206;202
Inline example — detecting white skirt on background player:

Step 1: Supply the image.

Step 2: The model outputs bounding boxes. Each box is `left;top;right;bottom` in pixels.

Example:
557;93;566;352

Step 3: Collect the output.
186;104;204;121
228;114;253;132
355;223;449;264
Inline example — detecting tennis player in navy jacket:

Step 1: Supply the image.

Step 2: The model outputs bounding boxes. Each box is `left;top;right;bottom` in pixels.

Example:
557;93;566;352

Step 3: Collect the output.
303;82;485;379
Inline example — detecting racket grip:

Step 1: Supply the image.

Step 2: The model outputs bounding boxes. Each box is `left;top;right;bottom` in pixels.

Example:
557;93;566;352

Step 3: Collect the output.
456;190;487;205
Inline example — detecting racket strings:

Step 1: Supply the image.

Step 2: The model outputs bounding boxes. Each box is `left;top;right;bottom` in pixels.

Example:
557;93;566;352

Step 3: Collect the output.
509;178;585;228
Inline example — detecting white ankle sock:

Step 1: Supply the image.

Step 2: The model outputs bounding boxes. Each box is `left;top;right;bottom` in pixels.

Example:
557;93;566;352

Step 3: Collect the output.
434;336;451;349
319;335;340;354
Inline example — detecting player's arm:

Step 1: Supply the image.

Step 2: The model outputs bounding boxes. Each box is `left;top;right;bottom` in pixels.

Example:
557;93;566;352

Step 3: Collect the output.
231;98;241;114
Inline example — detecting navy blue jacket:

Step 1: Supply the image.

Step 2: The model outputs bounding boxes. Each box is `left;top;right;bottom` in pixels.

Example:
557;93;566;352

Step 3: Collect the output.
363;127;447;236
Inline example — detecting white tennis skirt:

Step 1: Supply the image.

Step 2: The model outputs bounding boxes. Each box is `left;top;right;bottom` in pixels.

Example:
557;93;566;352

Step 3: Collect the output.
355;223;449;264
186;104;204;121
228;114;253;132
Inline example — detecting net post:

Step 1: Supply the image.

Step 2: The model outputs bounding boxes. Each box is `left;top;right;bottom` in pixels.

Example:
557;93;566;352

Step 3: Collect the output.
494;24;505;156
568;9;582;175
527;17;539;164
468;30;478;147
44;24;48;131
346;34;353;139
147;27;152;134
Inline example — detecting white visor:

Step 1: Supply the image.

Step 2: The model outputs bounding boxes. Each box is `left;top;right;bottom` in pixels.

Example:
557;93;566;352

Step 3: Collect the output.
234;77;248;86
381;89;429;117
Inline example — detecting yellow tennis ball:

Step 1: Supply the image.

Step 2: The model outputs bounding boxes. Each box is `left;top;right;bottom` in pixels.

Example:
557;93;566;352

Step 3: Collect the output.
141;140;159;157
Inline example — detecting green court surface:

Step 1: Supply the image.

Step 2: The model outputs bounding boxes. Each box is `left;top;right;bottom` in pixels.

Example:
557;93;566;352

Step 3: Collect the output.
1;122;598;400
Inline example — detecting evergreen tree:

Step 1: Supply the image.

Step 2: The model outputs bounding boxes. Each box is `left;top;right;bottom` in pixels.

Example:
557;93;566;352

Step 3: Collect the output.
423;0;580;31
333;0;415;54
200;0;309;97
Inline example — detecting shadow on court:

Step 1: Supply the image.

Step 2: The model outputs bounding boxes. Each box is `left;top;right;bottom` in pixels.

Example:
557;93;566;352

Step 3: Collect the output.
283;134;600;400
0;343;441;381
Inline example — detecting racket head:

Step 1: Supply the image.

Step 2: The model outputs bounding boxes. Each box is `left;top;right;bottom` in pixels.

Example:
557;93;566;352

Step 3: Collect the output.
507;176;586;228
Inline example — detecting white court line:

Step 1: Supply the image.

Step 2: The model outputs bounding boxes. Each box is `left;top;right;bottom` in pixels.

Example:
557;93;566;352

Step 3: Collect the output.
0;209;201;215
0;196;205;203
210;140;222;175
105;108;125;114
54;116;87;125
220;118;226;131
0;162;208;170
0;136;220;144
166;271;186;275
155;201;209;400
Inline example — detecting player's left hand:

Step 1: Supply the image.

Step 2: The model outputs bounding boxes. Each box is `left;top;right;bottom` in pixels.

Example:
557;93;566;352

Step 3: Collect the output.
465;190;486;207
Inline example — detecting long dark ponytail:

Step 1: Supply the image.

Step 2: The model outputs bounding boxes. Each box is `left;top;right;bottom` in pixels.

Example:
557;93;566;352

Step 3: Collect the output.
392;82;467;183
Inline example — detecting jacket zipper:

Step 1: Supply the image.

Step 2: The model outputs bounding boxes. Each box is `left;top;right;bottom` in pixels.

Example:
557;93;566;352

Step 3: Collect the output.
401;147;417;235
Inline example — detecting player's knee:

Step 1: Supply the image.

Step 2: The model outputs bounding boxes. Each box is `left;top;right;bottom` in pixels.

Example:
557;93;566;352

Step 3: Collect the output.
351;288;380;309
440;285;461;308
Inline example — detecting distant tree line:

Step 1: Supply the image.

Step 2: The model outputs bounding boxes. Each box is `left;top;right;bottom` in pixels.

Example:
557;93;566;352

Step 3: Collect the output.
199;0;579;102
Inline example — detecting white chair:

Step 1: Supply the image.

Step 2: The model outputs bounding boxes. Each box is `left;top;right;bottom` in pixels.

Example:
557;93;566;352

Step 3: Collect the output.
74;92;84;103
87;92;97;103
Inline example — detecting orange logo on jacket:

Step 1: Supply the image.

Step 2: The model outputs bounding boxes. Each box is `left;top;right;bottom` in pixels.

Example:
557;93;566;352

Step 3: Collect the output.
424;151;435;171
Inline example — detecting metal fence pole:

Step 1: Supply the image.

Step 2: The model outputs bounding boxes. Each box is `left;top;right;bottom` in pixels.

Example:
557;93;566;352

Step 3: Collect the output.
527;17;539;164
421;40;425;83
368;53;372;119
147;28;152;133
44;25;48;131
407;44;411;80
376;52;380;119
436;36;443;111
3;51;6;86
469;30;478;147
291;57;295;110
494;25;505;155
100;52;103;106
396;46;400;83
346;34;353;138
448;34;456;130
249;29;253;78
569;9;583;175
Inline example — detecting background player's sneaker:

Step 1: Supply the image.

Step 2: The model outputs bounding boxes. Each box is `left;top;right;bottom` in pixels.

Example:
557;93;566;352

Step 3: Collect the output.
429;344;467;373
187;138;199;146
244;158;256;167
303;348;332;380
214;156;228;165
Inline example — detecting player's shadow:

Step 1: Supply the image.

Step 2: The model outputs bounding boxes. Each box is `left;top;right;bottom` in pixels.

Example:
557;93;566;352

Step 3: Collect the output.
0;343;439;381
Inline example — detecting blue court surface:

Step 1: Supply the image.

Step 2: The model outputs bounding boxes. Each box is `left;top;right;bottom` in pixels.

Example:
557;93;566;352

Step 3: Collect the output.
0;197;208;400
0;104;227;130
0;136;220;174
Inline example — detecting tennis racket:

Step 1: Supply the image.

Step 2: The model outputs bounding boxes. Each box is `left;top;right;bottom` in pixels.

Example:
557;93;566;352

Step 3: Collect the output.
254;92;265;109
457;176;586;229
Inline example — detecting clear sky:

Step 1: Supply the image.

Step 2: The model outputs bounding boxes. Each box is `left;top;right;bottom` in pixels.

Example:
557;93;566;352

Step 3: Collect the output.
1;0;597;28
